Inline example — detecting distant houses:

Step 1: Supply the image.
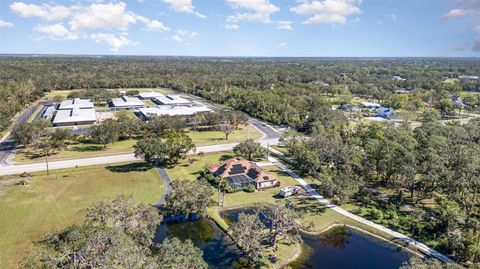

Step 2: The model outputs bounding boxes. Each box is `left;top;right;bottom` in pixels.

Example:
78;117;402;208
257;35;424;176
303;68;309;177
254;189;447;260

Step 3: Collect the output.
110;96;146;110
458;75;479;80
362;102;382;109
393;75;406;82
208;157;279;190
376;107;395;119
52;98;97;126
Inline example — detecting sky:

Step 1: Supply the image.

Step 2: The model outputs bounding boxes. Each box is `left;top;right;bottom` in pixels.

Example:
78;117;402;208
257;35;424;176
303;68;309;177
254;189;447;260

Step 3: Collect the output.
0;0;479;57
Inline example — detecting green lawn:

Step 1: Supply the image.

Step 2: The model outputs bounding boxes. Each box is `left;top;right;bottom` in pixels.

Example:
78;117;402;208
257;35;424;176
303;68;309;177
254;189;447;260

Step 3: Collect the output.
189;124;262;146
13;124;262;164
14;139;137;164
0;162;164;269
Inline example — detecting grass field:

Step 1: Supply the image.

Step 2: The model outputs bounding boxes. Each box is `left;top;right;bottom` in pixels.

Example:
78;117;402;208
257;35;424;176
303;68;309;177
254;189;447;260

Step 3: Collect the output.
0;162;164;269
13;124;262;164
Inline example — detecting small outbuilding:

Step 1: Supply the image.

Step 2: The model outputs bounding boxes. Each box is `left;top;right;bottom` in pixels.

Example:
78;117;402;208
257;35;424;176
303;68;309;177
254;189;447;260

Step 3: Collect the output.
279;186;302;198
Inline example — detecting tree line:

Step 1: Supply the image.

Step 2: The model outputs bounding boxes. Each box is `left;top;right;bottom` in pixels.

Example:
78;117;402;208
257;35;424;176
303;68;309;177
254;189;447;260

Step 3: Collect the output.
1;56;479;132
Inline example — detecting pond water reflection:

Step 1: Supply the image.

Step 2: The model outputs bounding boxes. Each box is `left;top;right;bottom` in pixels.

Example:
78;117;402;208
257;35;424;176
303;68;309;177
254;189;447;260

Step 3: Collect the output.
221;207;411;269
154;219;243;269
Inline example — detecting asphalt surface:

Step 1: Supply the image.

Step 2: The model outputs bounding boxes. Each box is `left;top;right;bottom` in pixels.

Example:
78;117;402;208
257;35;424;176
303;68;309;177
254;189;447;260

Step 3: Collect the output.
0;137;280;176
0;103;43;165
154;167;172;207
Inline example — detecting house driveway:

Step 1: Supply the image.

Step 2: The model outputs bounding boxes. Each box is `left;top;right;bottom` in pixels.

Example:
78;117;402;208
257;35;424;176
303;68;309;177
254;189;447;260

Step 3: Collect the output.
154;166;172;207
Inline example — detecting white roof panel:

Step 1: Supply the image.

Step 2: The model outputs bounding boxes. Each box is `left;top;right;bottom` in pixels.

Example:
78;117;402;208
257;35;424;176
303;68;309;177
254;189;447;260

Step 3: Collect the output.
139;104;212;117
53;108;96;124
111;96;145;108
153;95;191;105
59;98;94;110
138;91;165;99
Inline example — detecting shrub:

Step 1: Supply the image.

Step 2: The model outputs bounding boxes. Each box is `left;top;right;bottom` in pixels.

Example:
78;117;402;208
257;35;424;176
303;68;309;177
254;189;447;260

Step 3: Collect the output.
243;185;256;193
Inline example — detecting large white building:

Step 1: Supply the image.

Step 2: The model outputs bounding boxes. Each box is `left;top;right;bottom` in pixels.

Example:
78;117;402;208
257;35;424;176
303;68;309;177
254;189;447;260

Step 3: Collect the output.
138;91;165;100
52;98;96;126
110;96;146;109
139;103;212;119
153;95;191;106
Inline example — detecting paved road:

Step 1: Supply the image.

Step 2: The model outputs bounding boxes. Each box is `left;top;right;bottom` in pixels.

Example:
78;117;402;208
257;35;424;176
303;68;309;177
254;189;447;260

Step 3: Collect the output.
267;152;453;263
0;101;53;165
0;138;279;176
154;167;172;207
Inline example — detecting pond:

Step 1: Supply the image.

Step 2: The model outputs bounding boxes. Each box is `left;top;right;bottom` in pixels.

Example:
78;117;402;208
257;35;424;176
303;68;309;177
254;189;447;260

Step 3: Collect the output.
221;207;411;269
154;219;243;269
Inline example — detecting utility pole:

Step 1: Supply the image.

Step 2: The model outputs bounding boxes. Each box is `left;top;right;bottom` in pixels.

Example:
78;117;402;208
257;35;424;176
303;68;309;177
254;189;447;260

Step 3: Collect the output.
45;148;49;176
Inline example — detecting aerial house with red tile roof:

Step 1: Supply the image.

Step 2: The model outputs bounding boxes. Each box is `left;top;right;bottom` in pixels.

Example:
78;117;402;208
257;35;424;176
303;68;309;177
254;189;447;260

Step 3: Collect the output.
208;157;278;190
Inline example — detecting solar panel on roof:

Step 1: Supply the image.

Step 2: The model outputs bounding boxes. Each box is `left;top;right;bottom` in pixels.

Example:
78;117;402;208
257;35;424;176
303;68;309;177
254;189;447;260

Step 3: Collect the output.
246;168;260;179
229;164;246;175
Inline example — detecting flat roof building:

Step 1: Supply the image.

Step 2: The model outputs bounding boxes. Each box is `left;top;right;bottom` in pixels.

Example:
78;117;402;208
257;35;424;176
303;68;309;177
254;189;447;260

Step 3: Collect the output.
53;107;96;126
138;91;165;100
362;102;382;109
110;96;145;109
153;95;191;106
59;98;94;110
139;103;212;118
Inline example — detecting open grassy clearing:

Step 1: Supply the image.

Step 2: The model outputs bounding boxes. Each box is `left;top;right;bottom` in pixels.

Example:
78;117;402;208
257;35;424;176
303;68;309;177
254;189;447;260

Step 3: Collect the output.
13;124;261;164
0;162;164;269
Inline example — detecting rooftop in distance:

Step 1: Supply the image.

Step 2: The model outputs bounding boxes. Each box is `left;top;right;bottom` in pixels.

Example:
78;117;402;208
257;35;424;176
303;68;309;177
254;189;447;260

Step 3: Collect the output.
58;98;94;110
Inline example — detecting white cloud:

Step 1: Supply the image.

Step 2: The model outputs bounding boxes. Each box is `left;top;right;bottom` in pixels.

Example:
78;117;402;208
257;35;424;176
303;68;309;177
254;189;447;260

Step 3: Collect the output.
226;0;280;23
163;0;205;18
90;33;132;52
35;23;78;40
290;0;361;25
277;20;293;30
9;2;169;52
279;42;288;48
388;14;397;21
10;2;71;21
143;19;170;32
0;19;14;28
171;30;199;43
441;1;480;54
443;0;480;19
69;2;137;32
224;23;240;30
